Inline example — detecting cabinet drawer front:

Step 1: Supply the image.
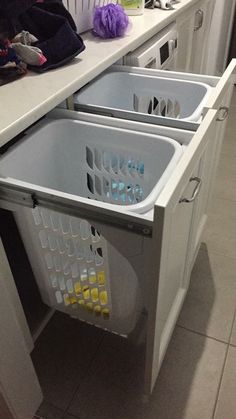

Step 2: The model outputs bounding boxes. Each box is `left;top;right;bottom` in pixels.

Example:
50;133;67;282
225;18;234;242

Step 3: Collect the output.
144;108;219;395
205;59;236;111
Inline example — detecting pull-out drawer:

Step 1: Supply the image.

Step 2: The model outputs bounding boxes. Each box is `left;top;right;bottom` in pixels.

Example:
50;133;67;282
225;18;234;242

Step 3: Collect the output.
74;59;236;130
0;60;235;398
0;107;219;394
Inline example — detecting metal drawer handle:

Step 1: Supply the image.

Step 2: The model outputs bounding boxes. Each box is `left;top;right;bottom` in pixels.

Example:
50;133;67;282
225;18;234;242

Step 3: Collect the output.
194;9;204;31
216;106;229;122
179;177;202;203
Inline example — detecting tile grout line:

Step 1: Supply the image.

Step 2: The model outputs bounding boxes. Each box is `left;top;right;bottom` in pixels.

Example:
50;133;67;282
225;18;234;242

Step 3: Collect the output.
61;332;105;418
211;309;236;419
177;324;230;345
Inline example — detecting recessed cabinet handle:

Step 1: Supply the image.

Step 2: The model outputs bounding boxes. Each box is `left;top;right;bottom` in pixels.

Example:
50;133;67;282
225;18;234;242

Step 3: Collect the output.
194;9;204;31
179;177;202;203
216;106;229;122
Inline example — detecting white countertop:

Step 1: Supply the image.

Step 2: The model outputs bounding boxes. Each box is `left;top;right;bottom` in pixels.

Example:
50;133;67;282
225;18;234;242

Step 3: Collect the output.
0;0;198;147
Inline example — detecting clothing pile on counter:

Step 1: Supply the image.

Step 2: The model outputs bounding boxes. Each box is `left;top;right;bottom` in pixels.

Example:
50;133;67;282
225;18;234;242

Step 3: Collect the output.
0;0;85;86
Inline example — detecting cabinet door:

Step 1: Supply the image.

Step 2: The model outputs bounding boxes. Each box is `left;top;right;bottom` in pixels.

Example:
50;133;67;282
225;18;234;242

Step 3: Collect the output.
144;109;218;395
175;5;195;72
189;0;215;74
0;238;42;418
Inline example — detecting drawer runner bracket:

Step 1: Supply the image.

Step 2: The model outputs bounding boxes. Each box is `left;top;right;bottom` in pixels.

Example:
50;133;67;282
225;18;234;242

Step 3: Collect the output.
0;179;153;237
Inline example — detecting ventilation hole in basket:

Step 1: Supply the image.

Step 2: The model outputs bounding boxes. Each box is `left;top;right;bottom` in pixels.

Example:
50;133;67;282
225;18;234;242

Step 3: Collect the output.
84;245;94;263
74;281;82;295
153;96;159;110
32;208;42;226
160;99;167;116
50;212;60;231
118;180;126;203
80;220;90;240
66;279;73;294
111;155;118;174
58;276;66;291
75;242;84;260
41;209;51;228
48;233;57;251
99;290;108;305
87;173;94;194
127;159;136;176
98;271;106;285
57;236;65;254
134;184;144;203
103;177;110;198
62;256;71;275
50;273;57;288
82;285;90;300
94;305;101;316
60;214;70;234
89;267;97;284
91;225;100;242
103;151;111;172
138;161;144;176
70;218;80;236
86;146;93;169
95;247;103;266
102;308;110;319
91;287;99;302
39;230;48;249
54;254;61;272
95;175;102;195
80;267;88;282
174;100;181;118
65;238;75;257
71;261;79;278
45;253;53;269
127;184;135;203
55;290;63;304
94;148;102;170
148;99;153;114
63;293;70;306
111;179;119;201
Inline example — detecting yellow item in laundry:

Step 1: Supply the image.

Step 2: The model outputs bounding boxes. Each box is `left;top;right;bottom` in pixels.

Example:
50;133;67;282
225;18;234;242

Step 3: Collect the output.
89;272;97;284
91;287;99;302
63;293;70;306
94;305;101;316
102;308;110;319
74;282;82;295
82;285;90;300
99;290;108;305
70;296;77;305
78;299;85;308
86;302;93;313
97;271;106;285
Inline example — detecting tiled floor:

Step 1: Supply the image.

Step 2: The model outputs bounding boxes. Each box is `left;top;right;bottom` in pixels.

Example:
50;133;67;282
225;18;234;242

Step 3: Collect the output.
33;90;236;419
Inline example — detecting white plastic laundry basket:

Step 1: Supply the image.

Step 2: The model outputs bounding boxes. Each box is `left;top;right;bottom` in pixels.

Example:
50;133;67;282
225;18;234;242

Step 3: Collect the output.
75;68;212;122
0;118;182;334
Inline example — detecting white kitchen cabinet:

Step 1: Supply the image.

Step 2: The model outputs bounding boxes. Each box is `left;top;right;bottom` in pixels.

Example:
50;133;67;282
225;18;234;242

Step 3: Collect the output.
189;0;214;74
175;0;214;74
0;54;235;419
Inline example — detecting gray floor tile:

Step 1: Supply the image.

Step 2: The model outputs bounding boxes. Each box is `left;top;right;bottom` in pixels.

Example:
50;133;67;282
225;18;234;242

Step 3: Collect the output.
36;400;63;419
230;314;236;346
202;197;236;259
32;312;104;410
214;346;236;419
69;327;226;419
178;244;236;342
